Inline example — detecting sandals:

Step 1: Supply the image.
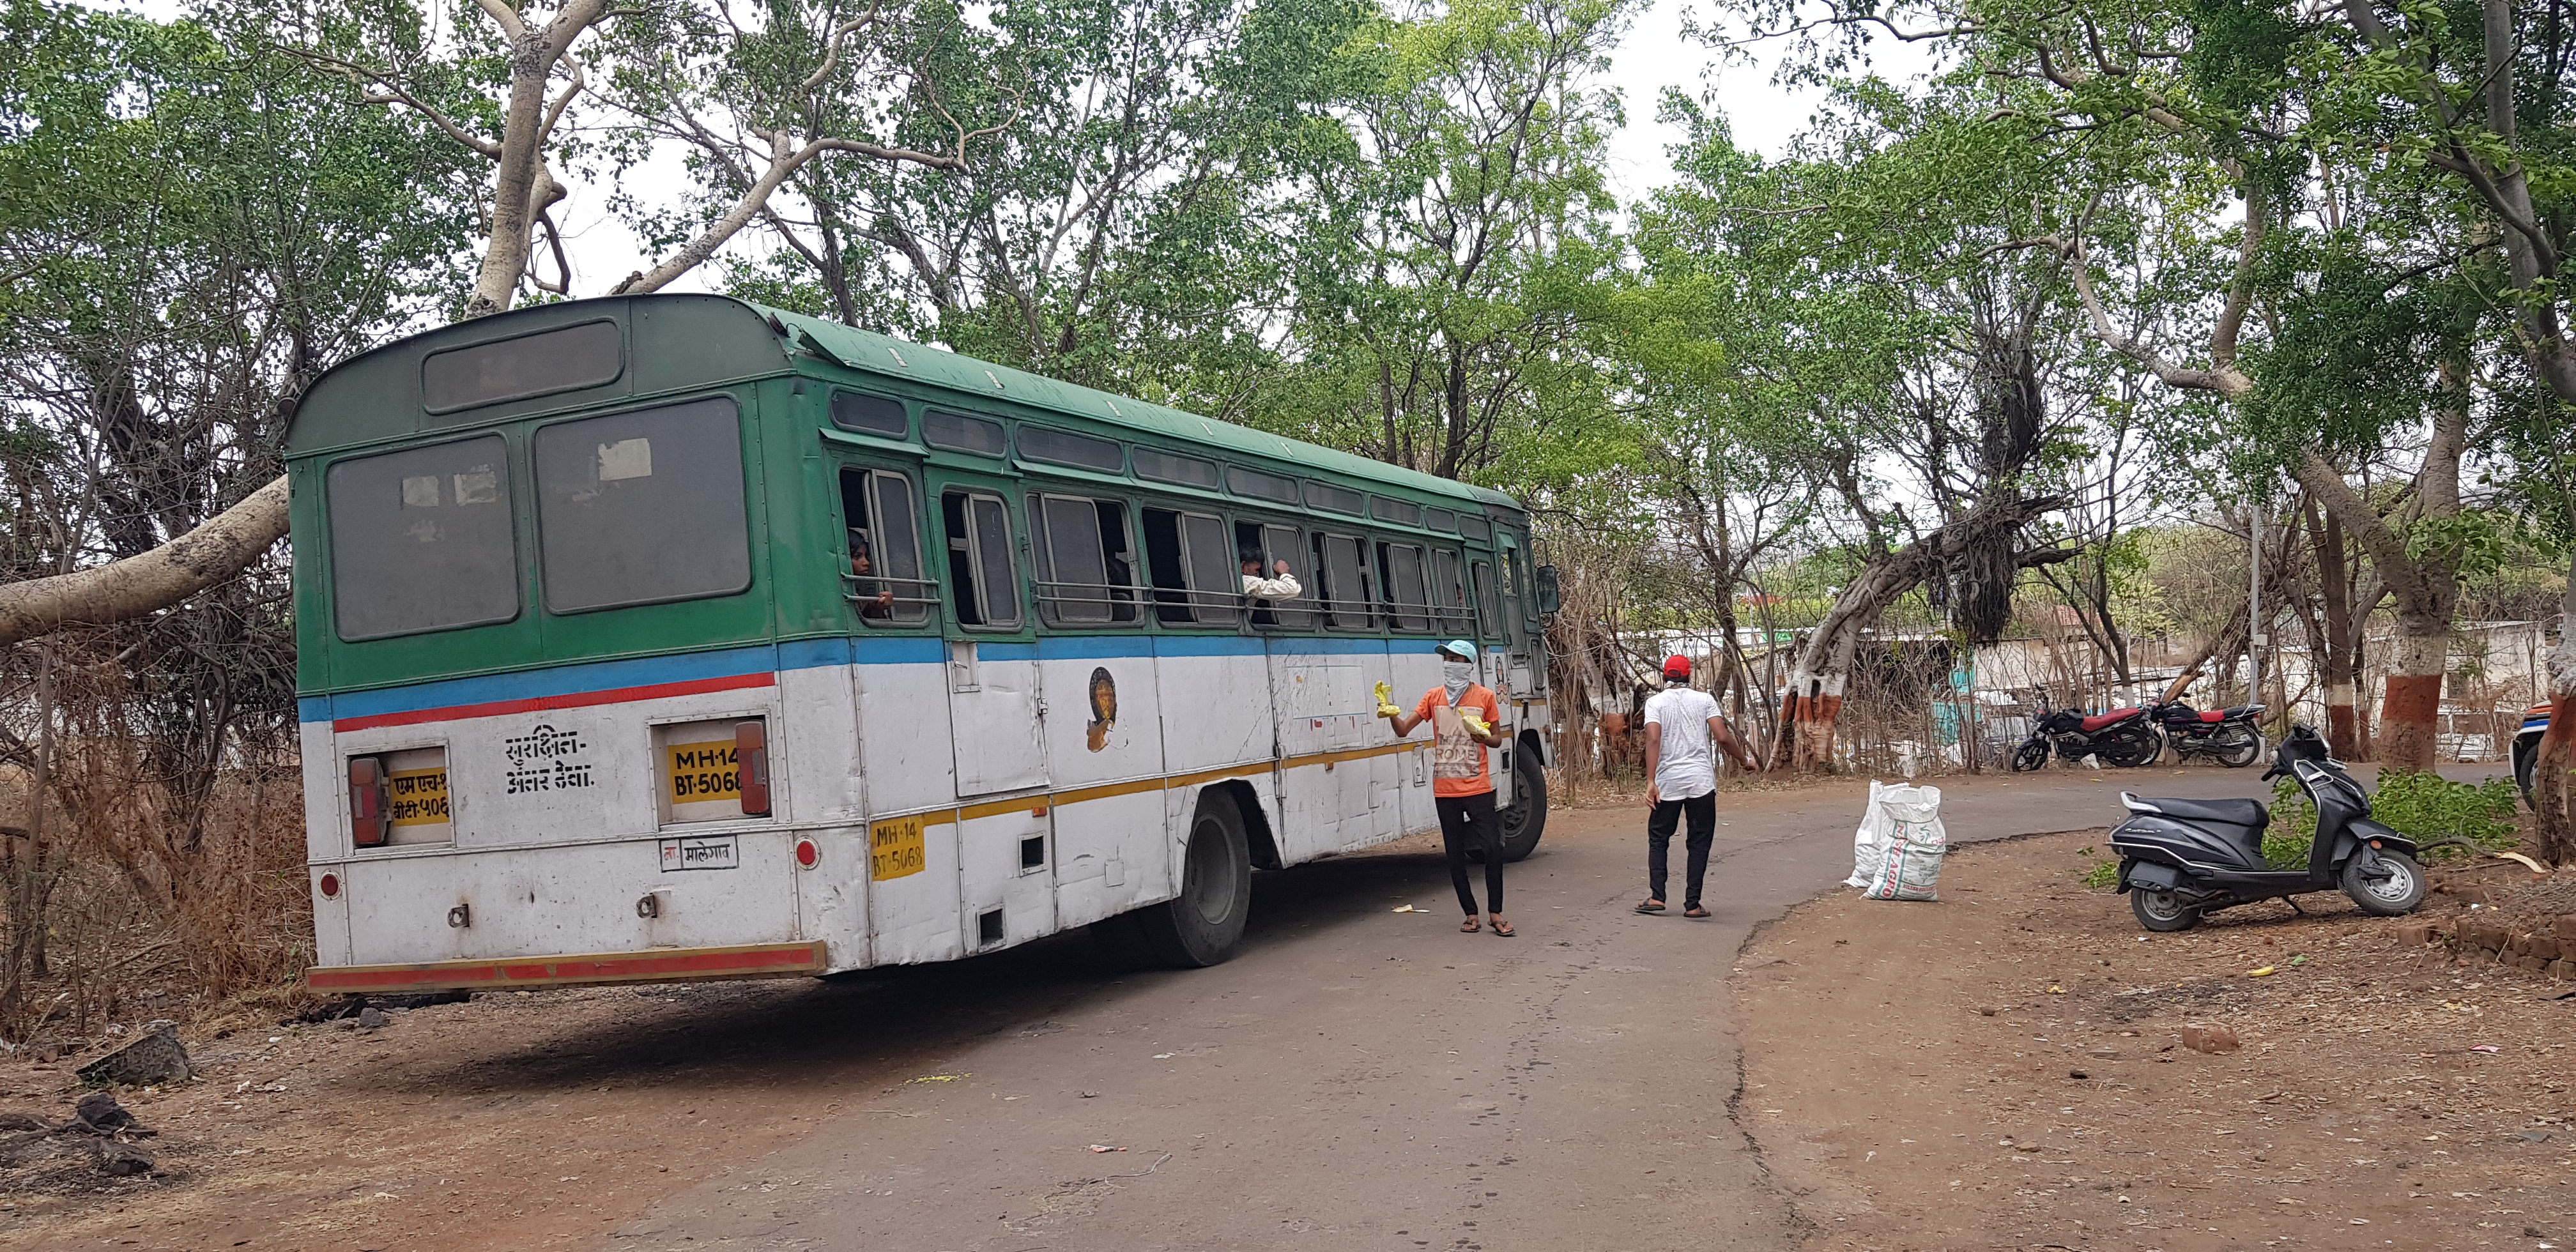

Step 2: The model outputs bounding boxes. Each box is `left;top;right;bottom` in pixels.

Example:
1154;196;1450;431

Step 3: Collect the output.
1634;900;1667;914
1490;919;1515;938
1460;917;1481;933
1683;905;1711;919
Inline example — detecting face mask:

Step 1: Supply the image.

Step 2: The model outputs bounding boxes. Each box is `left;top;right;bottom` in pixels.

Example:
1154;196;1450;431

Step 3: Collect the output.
1443;660;1474;702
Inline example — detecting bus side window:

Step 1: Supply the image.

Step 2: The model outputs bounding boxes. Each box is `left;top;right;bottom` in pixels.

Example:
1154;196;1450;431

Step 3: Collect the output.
839;468;928;625
1377;541;1430;632
1031;492;1140;626
1239;521;1314;630
1144;508;1239;625
1470;560;1501;643
1430;547;1468;635
941;489;1022;629
1316;533;1373;630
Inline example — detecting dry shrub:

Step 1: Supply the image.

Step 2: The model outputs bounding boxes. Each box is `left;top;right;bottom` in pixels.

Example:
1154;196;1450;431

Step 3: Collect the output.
0;650;308;1042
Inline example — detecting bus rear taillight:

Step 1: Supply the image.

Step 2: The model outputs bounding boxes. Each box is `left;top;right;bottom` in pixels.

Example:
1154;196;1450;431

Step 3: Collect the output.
349;758;389;847
794;838;818;869
735;721;772;817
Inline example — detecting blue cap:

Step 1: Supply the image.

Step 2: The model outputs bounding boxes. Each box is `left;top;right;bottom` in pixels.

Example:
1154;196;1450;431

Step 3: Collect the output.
1439;640;1478;661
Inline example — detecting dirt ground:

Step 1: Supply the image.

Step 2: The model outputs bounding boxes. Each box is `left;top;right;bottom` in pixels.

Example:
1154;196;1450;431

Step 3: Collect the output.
1737;830;2576;1252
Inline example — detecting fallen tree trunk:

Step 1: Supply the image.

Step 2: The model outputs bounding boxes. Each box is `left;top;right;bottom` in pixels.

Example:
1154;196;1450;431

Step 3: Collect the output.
0;477;289;648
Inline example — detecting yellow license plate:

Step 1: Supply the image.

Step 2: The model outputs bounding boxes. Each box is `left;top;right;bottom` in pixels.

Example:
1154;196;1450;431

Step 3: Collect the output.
870;815;926;881
666;740;740;804
387;768;449;827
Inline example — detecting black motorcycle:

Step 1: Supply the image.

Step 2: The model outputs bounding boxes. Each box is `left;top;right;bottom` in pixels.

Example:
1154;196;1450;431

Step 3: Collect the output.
2147;699;2266;768
2009;703;2161;771
2107;724;2426;931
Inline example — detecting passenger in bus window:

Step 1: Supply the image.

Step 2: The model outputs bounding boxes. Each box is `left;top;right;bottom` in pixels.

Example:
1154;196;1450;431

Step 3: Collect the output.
848;530;894;619
1240;551;1300;599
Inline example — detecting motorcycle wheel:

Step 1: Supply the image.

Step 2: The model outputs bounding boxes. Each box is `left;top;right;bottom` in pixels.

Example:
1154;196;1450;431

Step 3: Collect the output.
2131;887;2202;932
2341;850;2426;917
2211;724;2264;768
2010;738;2049;772
2099;729;2161;768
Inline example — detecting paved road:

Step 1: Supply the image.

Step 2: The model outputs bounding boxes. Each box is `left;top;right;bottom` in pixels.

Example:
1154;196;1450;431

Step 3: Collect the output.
597;761;2505;1252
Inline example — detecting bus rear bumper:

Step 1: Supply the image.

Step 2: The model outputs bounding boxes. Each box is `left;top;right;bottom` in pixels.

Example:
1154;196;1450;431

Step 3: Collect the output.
304;940;829;994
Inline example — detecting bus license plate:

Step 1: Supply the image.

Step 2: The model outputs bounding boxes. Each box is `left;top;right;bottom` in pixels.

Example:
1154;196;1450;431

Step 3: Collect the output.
659;835;739;872
870;816;926;882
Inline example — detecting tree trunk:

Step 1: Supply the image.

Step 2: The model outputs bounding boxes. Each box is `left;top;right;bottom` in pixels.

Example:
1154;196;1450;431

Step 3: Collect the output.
2379;623;2448;773
2159;600;2250;704
0;477;289;648
2532;565;2576;866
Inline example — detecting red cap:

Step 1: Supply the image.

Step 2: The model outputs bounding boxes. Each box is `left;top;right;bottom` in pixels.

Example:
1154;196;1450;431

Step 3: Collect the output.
1663;655;1691;678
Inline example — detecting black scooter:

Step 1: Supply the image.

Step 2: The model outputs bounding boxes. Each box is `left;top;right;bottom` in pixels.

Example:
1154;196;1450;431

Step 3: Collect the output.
2107;724;2426;931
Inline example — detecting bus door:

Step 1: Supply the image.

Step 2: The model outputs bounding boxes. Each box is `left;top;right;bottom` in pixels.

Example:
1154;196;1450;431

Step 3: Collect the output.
926;462;1054;952
928;468;1048;797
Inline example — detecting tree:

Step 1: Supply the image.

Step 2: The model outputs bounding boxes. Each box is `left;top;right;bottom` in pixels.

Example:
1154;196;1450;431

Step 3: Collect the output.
0;0;1013;646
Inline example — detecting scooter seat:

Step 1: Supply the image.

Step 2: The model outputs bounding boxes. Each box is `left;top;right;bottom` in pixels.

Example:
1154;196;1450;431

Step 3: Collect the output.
2133;796;2270;828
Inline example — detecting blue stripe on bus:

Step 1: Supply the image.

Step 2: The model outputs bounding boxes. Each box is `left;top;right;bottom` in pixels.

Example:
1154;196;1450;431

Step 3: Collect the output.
300;630;1470;722
301;644;783;723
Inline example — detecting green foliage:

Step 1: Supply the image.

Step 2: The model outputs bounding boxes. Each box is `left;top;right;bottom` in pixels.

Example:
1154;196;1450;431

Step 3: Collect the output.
2269;770;2519;867
2263;775;2317;869
2076;845;2121;890
2370;770;2520;859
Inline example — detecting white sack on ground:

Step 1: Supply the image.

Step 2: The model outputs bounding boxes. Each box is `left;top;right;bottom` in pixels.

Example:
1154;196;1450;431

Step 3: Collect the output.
1852;780;1947;901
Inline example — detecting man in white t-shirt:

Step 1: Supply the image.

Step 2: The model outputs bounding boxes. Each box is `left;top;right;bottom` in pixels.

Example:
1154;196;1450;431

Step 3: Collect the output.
1636;654;1758;918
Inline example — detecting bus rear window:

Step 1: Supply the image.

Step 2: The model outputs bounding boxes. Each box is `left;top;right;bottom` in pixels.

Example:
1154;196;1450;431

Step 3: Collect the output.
534;397;751;613
422;320;622;411
326;434;519;640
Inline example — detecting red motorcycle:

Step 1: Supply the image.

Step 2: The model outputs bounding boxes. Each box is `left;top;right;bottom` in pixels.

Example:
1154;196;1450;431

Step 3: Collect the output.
2145;700;2266;767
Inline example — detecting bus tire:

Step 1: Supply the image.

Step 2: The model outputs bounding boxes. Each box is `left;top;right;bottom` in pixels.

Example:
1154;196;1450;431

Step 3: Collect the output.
1496;751;1547;862
1138;791;1253;968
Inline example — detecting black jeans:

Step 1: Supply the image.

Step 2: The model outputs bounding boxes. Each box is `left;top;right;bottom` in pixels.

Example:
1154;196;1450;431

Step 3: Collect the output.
1647;791;1717;906
1436;791;1503;915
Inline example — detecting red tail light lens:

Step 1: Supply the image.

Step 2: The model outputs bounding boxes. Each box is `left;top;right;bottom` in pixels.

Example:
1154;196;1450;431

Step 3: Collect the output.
318;873;341;899
794;838;819;869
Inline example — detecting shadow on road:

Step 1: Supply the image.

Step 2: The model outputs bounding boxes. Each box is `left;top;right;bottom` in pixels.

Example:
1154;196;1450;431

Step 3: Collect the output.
363;839;1468;1098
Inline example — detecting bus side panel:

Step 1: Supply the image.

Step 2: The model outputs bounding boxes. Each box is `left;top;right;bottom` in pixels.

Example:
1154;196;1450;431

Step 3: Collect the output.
867;815;964;966
1054;790;1167;929
339;836;802;965
1268;643;1381;864
850;648;956;818
300;718;356;968
794;825;871;970
778;653;863;823
1036;643;1161;788
1153;637;1272;775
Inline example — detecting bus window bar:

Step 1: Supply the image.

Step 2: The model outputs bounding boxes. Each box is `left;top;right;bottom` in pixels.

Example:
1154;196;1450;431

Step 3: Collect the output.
1032;581;1147;622
839;572;942;607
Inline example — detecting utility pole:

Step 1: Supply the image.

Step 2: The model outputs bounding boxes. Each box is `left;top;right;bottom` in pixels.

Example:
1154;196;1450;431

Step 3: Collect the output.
2248;498;2265;708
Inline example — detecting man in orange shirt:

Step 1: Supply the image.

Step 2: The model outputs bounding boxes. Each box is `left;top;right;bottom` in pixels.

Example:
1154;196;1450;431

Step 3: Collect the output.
1379;641;1512;936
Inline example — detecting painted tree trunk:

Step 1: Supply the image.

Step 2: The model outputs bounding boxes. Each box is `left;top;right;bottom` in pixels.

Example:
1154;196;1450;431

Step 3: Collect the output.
1777;670;1848;772
2323;677;2365;761
2378;627;2448;774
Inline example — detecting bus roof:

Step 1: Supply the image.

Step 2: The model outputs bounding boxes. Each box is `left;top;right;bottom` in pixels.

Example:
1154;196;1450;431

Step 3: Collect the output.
287;294;1524;515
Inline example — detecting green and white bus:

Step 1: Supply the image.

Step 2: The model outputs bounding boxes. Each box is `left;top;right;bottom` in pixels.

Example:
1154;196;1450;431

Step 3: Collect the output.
289;294;1556;993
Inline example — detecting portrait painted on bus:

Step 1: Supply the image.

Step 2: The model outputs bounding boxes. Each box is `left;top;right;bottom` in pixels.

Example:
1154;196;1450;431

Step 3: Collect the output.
1085;666;1117;752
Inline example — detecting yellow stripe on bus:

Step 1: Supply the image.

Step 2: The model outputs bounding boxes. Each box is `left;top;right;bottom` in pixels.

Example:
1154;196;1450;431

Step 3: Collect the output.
877;741;1427;828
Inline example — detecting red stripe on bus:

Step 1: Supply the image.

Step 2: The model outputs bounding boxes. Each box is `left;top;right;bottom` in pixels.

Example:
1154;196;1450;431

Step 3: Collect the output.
305;942;825;991
331;671;776;732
